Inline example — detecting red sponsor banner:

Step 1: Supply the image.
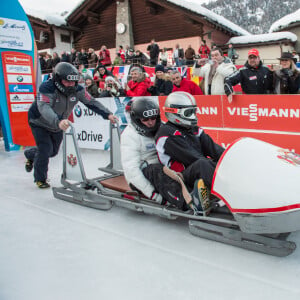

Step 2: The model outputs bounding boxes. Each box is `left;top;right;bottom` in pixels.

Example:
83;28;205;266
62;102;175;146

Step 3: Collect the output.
2;52;35;146
159;94;300;153
222;95;300;132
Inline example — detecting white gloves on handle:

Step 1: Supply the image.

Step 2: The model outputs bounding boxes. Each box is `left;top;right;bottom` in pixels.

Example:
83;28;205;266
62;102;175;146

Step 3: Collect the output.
151;192;163;204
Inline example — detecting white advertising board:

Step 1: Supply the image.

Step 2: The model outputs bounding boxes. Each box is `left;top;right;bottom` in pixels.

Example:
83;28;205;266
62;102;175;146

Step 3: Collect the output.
72;97;133;150
0;17;32;51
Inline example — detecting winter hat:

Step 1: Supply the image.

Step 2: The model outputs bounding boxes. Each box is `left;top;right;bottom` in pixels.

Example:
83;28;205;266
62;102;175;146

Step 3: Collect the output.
278;52;294;60
155;64;165;73
105;76;121;88
84;74;93;81
248;49;259;57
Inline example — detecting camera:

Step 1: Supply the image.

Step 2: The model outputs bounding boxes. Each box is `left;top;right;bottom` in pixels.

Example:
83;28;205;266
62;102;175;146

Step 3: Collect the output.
107;83;113;88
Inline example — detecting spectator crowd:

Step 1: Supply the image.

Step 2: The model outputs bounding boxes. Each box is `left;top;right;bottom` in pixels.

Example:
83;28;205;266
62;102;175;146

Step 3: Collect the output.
39;39;300;98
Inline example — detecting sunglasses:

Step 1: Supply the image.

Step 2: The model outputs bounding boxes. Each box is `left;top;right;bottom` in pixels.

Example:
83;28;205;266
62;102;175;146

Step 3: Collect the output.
141;116;157;122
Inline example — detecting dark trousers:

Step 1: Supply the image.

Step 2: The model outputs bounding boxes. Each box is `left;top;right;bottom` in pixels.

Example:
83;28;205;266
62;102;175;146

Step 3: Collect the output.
182;158;217;190
142;164;188;210
150;57;158;66
24;125;63;182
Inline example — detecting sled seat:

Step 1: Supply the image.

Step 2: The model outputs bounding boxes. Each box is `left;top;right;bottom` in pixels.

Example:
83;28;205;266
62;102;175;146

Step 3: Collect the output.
100;175;148;198
100;175;131;193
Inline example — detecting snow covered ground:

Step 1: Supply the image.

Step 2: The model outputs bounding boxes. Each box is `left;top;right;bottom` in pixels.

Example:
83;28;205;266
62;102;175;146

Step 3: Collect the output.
1;140;300;300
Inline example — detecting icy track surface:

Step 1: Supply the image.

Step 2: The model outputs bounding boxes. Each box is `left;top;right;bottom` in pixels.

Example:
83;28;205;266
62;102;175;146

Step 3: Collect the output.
1;141;300;300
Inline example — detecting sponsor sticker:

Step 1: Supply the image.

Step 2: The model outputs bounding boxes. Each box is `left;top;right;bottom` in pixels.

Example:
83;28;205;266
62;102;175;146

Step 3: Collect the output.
9;93;34;102
249;76;257;81
7;74;32;83
6;64;31;74
9;84;33;93
11;103;31;112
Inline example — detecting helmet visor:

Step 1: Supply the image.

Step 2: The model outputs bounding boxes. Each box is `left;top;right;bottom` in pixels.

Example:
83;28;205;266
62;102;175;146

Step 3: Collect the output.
164;106;199;120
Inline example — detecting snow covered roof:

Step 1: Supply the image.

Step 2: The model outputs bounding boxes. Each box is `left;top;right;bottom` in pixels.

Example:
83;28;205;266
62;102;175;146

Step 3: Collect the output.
166;0;251;36
227;32;297;45
269;9;300;33
23;0;251;36
24;7;67;26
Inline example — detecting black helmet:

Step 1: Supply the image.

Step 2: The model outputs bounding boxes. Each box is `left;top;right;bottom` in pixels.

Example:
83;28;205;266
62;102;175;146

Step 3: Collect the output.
130;98;161;137
53;62;80;96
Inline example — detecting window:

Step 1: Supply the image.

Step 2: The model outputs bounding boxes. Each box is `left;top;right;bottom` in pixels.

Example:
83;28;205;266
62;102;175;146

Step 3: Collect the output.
61;34;71;43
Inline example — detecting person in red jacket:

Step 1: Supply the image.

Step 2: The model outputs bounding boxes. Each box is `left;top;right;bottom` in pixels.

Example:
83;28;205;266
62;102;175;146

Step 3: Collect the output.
198;40;210;59
98;45;111;66
171;70;203;95
126;67;152;96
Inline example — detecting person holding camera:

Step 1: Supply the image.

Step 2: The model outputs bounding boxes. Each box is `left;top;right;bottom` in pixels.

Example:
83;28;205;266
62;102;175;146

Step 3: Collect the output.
272;52;300;94
99;76;126;97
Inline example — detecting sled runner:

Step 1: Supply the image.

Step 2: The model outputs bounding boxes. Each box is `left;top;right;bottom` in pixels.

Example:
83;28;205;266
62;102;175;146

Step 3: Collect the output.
52;123;298;257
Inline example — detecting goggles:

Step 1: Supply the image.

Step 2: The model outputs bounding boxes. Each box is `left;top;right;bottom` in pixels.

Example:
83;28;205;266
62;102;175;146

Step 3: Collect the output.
164;106;199;119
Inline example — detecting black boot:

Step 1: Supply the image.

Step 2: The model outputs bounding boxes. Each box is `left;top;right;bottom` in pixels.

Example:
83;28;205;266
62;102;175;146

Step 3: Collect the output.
25;159;33;172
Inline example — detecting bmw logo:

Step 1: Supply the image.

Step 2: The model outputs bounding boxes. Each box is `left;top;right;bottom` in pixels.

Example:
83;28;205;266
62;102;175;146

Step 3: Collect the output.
17;75;23;82
74;105;82;117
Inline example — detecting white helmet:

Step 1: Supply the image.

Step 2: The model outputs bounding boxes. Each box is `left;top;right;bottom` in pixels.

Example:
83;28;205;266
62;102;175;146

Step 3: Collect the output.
164;92;198;128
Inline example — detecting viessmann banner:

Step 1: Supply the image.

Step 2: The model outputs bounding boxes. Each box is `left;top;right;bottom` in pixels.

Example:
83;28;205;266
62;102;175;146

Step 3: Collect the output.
72;95;300;153
187;94;300;151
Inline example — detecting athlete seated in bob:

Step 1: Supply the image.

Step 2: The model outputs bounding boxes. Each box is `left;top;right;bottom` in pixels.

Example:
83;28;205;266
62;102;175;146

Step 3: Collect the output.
120;97;210;213
155;91;225;212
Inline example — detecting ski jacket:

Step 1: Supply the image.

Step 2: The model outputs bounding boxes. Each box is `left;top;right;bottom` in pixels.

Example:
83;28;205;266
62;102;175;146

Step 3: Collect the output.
28;79;111;132
126;78;152;96
98;49;111;66
198;45;210;58
172;78;203;95
121;123;159;198
192;57;236;95
224;61;273;95
155;122;224;172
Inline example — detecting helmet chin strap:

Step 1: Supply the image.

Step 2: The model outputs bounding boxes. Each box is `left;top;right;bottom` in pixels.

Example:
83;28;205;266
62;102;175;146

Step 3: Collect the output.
54;81;76;96
54;81;65;93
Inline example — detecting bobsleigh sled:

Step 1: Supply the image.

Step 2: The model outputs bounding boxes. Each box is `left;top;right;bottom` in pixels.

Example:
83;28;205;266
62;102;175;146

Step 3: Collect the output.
53;123;300;257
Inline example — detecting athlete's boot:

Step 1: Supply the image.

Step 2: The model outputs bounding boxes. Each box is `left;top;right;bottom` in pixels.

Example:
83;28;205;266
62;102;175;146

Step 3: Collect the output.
25;159;34;172
191;179;211;214
36;181;50;189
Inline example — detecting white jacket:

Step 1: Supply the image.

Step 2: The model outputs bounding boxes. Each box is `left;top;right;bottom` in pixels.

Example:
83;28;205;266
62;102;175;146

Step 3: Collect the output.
121;124;159;198
192;58;236;95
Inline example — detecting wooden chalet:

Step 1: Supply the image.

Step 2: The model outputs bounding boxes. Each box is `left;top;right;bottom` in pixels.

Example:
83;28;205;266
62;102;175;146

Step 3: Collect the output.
66;0;248;53
28;15;56;50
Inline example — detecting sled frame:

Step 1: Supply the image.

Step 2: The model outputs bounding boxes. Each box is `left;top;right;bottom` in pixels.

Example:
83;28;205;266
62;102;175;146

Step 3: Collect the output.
52;123;296;257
